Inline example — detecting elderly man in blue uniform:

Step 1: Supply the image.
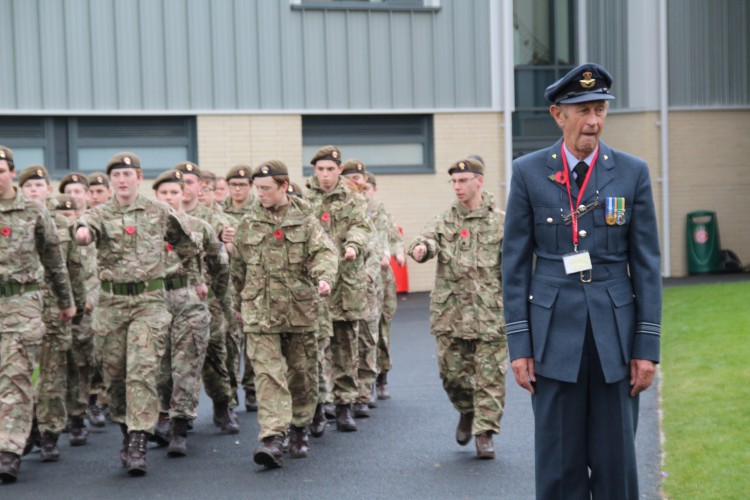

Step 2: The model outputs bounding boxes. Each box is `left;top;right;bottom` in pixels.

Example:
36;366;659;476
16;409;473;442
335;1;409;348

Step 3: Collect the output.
502;63;662;499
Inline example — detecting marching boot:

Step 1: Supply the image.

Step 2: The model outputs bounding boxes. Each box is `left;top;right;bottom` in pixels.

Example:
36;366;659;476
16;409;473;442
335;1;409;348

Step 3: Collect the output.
69;416;89;446
245;389;258;412
167;418;189;457
475;432;496;459
323;402;336;421
40;431;60;462
87;395;106;428
376;371;391;400
23;418;41;456
310;403;327;438
368;383;378;409
253;435;284;469
0;452;21;483
119;424;129;467
212;400;240;434
335;404;357;432
455;412;474;446
126;431;148;476
353;403;371;418
152;412;170;445
289;426;310;459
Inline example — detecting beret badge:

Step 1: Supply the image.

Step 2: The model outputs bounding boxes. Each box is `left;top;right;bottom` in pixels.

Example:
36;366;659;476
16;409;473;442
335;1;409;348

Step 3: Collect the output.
331;151;339;159
123;157;131;165
580;71;596;89
261;166;269;175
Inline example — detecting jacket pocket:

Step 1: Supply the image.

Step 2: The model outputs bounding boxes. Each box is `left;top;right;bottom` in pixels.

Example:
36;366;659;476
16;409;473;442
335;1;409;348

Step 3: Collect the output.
607;280;635;364
429;287;455;332
528;279;559;363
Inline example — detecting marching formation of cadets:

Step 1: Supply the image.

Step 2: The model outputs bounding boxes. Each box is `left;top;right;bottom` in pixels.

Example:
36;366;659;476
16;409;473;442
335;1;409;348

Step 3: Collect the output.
0;144;417;481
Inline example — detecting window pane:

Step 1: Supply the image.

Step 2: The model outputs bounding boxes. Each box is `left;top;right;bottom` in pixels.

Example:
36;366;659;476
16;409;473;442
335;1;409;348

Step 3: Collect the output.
9;148;45;168
77;147;188;172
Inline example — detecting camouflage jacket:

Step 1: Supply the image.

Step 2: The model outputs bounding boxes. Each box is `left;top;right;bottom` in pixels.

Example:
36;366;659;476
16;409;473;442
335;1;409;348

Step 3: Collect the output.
305;176;371;321
409;192;506;341
43;213;86;314
223;196;255;226
187;202;230;242
76;194;200;284
0;188;73;310
231;196;338;334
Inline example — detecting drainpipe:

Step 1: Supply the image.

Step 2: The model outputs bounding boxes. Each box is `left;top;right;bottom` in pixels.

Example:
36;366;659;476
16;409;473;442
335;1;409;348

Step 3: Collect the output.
501;0;514;201
659;0;671;277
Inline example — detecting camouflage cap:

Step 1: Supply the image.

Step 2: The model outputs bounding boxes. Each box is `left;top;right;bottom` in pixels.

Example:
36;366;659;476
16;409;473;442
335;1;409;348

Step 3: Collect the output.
59;172;90;193
341;159;366;176
0;145;13;168
287;181;304;198
252;160;289;180
87;172;110;187
152;169;184;191
448;158;484;176
310;145;342;166
226;164;253;182
172;161;201;176
54;194;78;212
106;152;141;175
18;164;49;187
365;172;377;186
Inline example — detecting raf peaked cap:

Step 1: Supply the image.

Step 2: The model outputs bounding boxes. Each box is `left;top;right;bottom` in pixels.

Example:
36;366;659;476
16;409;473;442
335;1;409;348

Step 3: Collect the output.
310;145;342;166
448;158;484;176
54;194;78;212
18;164;49;187
152;169;184;190
88;172;110;187
106;152;141;175
0;145;14;166
252;160;289;180
59;172;89;193
173;161;201;176
226;164;253;182
544;63;615;104
341;159;367;176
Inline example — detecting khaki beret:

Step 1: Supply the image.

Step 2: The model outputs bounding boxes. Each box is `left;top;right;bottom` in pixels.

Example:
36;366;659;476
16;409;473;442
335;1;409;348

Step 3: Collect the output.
448;158;484;176
365;172;377;186
310;145;342;166
59;172;89;194
467;154;485;167
87;172;110;187
106;152;141;175
18;164;49;187
0;145;14;167
252;160;289;180
172;161;201;176
341;159;366;176
287;182;303;198
226;164;253;182
54;194;78;212
152;169;184;191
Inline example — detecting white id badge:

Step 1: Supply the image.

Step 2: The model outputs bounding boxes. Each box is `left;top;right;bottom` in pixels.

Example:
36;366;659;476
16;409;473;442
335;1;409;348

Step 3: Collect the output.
562;251;593;274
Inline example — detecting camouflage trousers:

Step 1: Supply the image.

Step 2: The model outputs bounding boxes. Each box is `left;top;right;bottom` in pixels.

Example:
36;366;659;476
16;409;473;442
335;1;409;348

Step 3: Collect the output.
317;330;331;405
201;297;233;405
330;320;359;405
66;312;96;419
95;289;171;432
223;292;243;409
247;332;318;440
89;309;108;405
435;335;508;435
356;318;379;404
158;287;210;420
36;294;72;434
377;274;398;373
0;291;44;455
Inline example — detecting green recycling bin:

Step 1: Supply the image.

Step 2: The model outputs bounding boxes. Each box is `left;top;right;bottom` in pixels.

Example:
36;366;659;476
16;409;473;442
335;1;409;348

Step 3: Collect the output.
686;211;722;274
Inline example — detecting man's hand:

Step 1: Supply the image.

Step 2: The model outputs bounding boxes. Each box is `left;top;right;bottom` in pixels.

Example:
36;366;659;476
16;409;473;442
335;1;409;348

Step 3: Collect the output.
629;359;656;396
380;257;390;270
75;227;91;245
318;280;331;296
512;357;536;395
411;244;427;262
59;306;77;322
396;252;406;267
195;282;208;301
222;226;236;245
344;247;357;261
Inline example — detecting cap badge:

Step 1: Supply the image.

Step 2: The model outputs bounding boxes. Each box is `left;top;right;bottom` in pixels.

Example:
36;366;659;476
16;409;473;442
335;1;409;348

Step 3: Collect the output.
287;185;293;193
186;164;194;172
580;71;596;89
331;151;339;159
36;168;44;177
261;166;269;175
0;151;5;159
239;169;246;177
123;157;132;165
65;201;72;209
357;164;363;171
97;176;104;183
175;171;183;179
458;162;466;171
71;175;78;182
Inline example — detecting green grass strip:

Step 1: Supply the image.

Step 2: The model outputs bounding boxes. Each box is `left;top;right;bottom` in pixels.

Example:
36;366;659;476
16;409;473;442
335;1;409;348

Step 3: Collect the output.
661;281;750;499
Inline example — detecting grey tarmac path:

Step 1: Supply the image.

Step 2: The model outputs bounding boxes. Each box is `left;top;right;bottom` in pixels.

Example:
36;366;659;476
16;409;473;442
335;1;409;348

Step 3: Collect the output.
8;291;667;499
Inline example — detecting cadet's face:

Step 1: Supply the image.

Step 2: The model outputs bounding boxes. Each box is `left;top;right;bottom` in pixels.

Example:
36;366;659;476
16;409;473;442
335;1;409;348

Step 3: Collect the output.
63;183;88;211
228;178;252;203
345;173;366;184
21;179;51;201
182;173;201;204
109;168;142;203
450;172;483;204
155;182;184;211
314;161;343;192
197;181;214;206
363;183;376;199
0;162;16;199
214;178;228;202
551;101;608;159
254;176;288;209
88;185;111;206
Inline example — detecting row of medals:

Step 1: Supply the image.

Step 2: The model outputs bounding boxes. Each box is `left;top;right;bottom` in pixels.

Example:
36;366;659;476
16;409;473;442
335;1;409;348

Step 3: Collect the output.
605;196;626;226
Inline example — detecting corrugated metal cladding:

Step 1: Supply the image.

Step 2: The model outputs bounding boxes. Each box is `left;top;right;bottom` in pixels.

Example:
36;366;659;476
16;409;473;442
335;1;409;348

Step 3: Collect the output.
0;0;494;113
668;0;750;107
587;0;629;110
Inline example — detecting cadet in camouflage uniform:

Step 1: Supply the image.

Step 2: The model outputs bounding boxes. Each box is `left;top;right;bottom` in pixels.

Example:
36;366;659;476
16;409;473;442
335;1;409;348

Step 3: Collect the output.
0;147;76;484
409;158;508;460
74;152;200;476
87;172;111;208
152;169;229;456
231;160;337;468
305;146;371;432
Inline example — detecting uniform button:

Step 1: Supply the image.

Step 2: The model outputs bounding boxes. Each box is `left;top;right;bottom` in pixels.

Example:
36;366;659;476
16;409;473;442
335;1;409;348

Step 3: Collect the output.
546;218;553;224
579;230;587;238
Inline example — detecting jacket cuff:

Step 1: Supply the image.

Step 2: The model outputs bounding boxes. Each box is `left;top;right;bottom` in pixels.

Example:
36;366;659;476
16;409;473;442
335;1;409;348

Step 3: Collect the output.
507;320;533;360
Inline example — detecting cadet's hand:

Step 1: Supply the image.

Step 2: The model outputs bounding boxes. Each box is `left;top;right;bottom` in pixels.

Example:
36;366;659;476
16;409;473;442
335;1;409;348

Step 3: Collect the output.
195;283;208;301
318;280;331;296
512;357;536;395
629;359;656;396
75;227;91;245
411;244;427;262
225;242;234;255
59;306;77;322
222;226;236;245
84;301;94;314
396;252;406;267
381;257;390;270
344;247;357;261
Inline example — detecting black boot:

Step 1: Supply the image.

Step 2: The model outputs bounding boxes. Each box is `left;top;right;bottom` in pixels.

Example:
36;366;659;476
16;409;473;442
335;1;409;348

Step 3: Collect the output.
119;424;129;467
152;412;170;445
0;452;21;483
289;426;310;459
310;403;327;438
245;389;258;412
40;431;60;462
87;394;106;428
335;404;357;432
353;403;371;418
126;431;148;476
167;418;189;457
212;400;240;434
376;371;391;400
69;416;89;446
23;419;41;456
253;435;284;469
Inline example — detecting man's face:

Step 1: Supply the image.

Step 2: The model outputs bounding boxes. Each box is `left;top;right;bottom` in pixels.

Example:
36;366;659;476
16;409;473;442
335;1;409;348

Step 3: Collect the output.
254;176;287;209
197;180;214;206
64;183;88;211
88;185;111;206
450;172;483;205
214;178;228;203
550;101;608;158
314;160;343;192
109;168;142;202
21;179;51;201
155;182;184;211
0;162;17;199
228;178;252;203
345;172;366;184
363;183;376;199
182;173;202;204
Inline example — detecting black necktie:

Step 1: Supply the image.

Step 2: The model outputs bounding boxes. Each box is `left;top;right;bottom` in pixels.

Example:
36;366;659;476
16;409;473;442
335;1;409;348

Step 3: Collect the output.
574;161;589;189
